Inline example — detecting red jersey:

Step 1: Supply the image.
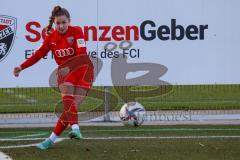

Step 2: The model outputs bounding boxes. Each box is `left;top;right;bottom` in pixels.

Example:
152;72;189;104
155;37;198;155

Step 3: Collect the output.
20;26;88;69
20;26;93;89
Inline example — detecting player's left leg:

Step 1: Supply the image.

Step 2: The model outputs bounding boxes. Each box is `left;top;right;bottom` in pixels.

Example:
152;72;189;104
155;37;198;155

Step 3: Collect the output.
67;64;94;139
68;86;89;139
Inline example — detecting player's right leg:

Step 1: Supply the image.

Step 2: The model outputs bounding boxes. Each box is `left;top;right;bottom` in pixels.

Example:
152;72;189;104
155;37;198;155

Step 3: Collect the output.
36;113;69;150
36;82;74;150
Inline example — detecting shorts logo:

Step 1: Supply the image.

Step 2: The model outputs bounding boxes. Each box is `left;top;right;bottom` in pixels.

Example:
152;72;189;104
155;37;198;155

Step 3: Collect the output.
0;15;17;62
77;39;85;48
55;48;75;58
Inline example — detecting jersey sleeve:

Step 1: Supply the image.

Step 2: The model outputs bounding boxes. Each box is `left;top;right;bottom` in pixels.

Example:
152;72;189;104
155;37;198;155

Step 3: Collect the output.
74;27;87;56
20;35;51;70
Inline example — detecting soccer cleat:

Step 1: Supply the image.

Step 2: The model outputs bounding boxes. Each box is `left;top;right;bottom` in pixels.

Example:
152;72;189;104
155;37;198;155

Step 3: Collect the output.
68;129;83;139
36;138;53;150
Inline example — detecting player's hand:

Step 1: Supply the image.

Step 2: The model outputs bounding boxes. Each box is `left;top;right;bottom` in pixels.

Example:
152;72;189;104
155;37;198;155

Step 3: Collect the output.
13;66;22;77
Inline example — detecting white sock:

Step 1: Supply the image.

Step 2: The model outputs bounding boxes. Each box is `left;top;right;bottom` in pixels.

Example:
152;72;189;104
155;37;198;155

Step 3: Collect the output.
71;124;79;130
49;132;58;143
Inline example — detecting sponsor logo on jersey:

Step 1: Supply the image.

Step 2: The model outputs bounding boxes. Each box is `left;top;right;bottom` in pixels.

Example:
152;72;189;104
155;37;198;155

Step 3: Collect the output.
0;15;17;62
55;48;75;58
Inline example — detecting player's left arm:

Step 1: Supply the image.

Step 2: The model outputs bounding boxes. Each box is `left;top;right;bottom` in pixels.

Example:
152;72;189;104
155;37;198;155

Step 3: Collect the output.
74;27;87;56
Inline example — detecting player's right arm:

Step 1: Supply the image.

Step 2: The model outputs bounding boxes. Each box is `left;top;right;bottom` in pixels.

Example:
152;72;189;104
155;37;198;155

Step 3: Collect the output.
13;36;51;77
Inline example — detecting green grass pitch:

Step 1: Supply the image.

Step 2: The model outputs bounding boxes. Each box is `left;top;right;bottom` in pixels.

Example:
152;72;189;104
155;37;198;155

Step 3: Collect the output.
0;84;240;113
0;125;240;160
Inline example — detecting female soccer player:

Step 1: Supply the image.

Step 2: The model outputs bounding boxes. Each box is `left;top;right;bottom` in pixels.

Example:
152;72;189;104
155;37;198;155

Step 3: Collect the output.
13;6;93;150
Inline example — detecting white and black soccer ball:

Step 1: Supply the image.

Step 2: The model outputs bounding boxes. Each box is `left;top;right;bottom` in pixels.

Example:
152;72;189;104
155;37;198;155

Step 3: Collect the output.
119;102;146;127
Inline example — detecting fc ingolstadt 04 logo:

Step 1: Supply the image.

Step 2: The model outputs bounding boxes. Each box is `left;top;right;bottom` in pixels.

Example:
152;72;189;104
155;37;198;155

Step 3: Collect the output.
0;15;17;62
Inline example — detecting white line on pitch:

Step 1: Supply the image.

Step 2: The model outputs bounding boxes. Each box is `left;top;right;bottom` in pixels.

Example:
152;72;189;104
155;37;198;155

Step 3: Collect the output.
1;135;240;142
9;133;48;139
0;152;13;160
0;139;64;149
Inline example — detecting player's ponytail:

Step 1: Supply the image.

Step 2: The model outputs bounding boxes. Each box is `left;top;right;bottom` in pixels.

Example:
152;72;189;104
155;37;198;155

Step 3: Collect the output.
47;16;54;34
47;6;70;34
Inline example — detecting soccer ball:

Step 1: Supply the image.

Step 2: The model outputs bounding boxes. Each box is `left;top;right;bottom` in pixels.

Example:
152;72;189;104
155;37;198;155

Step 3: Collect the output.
119;102;146;127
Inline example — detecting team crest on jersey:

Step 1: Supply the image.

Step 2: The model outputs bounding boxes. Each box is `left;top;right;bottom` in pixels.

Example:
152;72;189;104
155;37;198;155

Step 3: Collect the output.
67;37;74;44
0;15;17;62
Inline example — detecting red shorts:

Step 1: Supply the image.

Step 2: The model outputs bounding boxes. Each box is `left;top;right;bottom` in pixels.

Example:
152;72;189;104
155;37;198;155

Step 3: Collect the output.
57;64;94;90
